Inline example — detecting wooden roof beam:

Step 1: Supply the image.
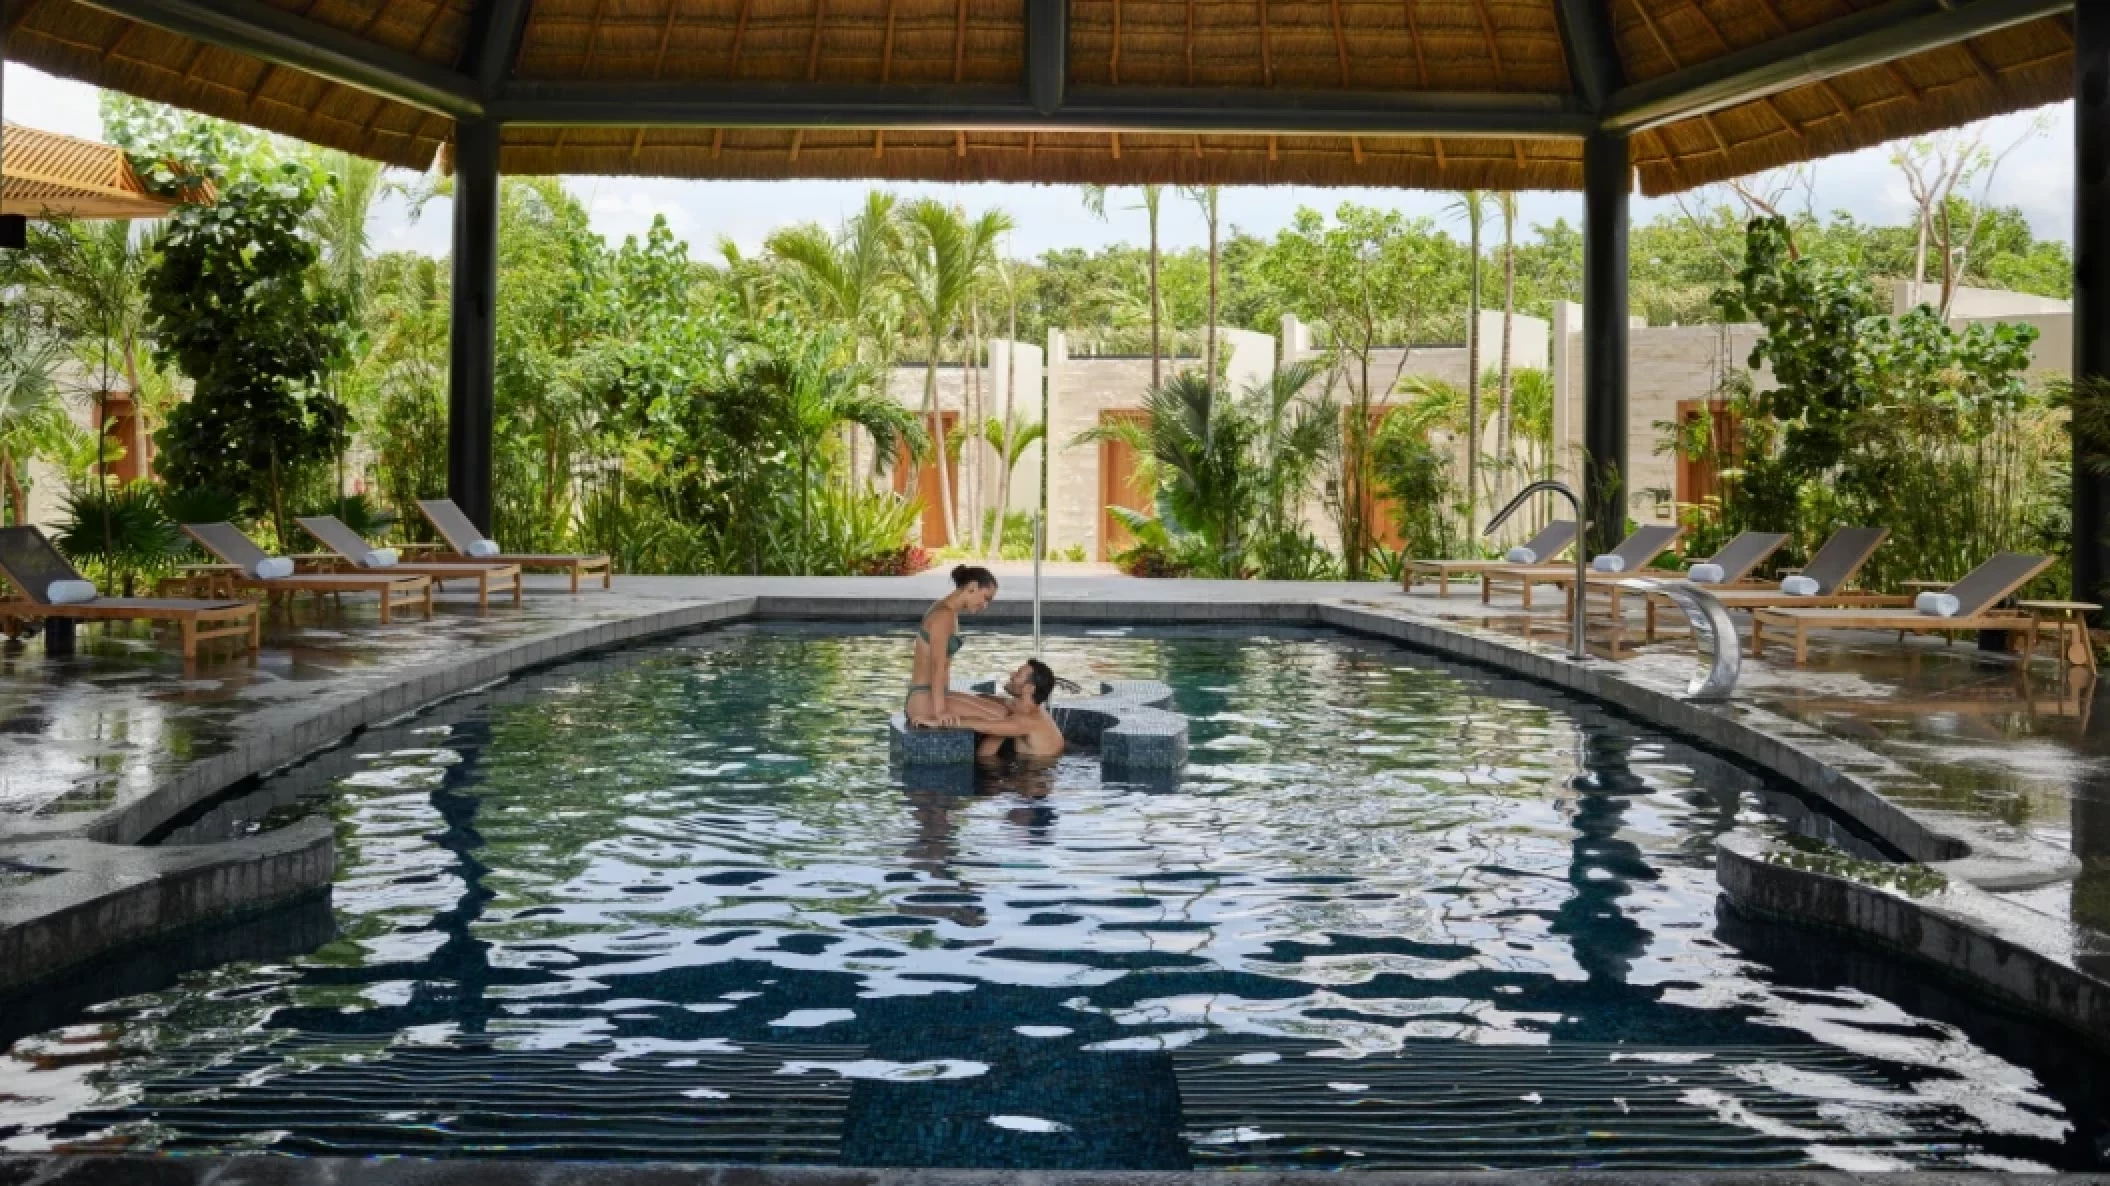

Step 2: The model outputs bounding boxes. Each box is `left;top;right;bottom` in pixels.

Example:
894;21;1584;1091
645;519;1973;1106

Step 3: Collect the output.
1552;0;1622;109
490;81;1594;136
459;0;533;96
68;0;483;117
1027;0;1066;115
1604;0;2072;133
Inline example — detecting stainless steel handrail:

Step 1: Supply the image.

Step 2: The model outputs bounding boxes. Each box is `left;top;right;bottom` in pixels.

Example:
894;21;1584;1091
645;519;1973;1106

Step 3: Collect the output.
1485;480;1588;660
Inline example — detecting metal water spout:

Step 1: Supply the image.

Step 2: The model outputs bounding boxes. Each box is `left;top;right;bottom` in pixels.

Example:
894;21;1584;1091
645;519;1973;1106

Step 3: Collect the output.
1485;480;1588;661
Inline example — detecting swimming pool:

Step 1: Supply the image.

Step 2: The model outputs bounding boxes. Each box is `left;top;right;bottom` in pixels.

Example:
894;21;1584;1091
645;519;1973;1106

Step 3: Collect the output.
3;622;2104;1170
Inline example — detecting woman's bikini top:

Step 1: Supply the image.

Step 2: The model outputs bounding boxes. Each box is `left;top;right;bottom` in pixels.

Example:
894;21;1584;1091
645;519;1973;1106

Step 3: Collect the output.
917;619;964;657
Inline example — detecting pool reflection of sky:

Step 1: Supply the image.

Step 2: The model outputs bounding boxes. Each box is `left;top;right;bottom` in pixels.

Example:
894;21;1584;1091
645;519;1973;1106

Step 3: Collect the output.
2;623;2104;1171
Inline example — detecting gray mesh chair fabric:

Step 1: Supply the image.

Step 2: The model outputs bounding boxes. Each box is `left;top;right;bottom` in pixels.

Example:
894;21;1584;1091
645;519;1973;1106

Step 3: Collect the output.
0;526;86;604
1703;532;1790;582
1943;553;2051;617
1516;521;1577;561
1606;525;1682;569
183;522;273;572
1797;527;1889;594
416;499;485;552
296;515;382;563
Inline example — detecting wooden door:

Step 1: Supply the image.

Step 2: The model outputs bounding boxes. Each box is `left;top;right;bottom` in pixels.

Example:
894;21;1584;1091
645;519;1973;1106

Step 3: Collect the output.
895;411;960;548
1674;400;1737;510
1097;409;1152;560
1358;408;1406;552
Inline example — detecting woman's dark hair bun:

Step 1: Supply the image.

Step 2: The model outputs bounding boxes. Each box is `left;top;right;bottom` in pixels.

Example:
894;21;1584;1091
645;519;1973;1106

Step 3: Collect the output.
951;564;998;590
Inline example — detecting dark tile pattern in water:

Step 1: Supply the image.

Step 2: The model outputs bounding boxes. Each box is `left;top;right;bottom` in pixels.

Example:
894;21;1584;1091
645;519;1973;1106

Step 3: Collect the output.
3;624;2105;1170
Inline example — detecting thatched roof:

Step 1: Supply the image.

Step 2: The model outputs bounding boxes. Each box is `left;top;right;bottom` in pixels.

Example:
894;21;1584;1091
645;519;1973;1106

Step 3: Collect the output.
0;0;2075;195
1;120;186;217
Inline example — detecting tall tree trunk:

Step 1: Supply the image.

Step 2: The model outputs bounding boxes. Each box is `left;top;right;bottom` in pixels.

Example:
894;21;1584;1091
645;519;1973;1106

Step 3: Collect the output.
1;450;21;527
1148;201;1162;388
966;309;985;555
926;331;960;549
1204;191;1220;389
1496;212;1516;506
1464;211;1482;535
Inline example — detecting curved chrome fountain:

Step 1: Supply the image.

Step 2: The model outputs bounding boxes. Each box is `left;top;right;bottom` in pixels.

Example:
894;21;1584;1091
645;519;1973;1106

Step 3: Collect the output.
1485;480;1588;660
1619;578;1742;701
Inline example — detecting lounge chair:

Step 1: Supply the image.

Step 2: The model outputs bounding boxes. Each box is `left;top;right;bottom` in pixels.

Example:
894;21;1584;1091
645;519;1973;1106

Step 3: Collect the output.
182;522;433;624
1406;520;1577;597
1481;524;1684;611
0;525;258;661
1643;527;1899;641
1751;552;2052;665
1576;529;1788;632
415;499;612;593
297;515;523;611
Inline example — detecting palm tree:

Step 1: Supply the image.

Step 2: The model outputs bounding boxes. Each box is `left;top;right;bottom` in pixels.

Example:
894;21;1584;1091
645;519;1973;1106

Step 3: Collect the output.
896;198;1014;548
1246;358;1336;578
1181;186;1222;385
0;320;68;526
1494;192;1519;505
770;192;905;480
306;149;386;322
1082;184;1166;386
981;415;1046;557
1448;190;1489;530
748;323;922;574
1076;370;1255;577
18;218;157;564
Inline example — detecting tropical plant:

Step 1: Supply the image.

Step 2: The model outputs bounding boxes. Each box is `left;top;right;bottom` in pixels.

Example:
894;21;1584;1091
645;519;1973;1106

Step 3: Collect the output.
981;414;1046;558
147;162;353;549
1082;185;1166;386
0;318;69;526
897;199;1014;548
54;481;182;595
1078;370;1256;578
1450;189;1490;526
738;319;921;572
1245;359;1337;580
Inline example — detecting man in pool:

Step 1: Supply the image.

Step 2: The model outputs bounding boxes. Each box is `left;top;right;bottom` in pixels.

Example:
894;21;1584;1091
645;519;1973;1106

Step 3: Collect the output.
971;659;1066;761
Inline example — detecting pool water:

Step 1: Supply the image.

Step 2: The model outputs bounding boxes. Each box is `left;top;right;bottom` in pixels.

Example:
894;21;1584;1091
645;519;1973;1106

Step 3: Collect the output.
4;623;2105;1170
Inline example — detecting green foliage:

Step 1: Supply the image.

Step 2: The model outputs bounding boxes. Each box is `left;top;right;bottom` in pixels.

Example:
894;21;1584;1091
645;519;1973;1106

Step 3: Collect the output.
55;481;182;595
1676;214;2059;594
147;162;353;546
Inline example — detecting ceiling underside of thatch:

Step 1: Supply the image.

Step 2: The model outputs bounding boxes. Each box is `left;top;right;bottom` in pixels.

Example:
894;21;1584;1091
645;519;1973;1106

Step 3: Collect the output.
0;0;2076;195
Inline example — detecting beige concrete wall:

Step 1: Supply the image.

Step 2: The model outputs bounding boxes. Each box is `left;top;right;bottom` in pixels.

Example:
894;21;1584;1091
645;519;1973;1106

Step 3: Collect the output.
1894;279;2071;318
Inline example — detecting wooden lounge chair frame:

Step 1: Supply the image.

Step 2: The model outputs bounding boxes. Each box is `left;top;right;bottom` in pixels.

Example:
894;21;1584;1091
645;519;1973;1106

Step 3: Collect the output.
0;525;259;662
1405;521;1577;597
416;499;613;593
183;522;434;624
1643;527;1897;641
1751;552;2053;665
297;515;523;611
1481;524;1684;611
1581;531;1786;633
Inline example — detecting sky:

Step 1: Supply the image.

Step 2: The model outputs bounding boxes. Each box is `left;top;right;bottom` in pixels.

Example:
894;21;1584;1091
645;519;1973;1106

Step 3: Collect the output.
3;60;2079;260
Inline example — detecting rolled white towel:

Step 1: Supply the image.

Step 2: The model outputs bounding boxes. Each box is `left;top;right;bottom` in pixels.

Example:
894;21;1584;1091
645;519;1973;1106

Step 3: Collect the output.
1504;546;1538;564
466;538;501;559
251;556;295;580
1915;590;1961;618
1686;562;1726;584
46;579;98;605
1591;554;1626;573
1780;574;1820;596
361;548;399;569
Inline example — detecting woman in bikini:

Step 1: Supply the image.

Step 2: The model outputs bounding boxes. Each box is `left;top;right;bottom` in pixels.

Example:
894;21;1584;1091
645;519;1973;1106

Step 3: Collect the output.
906;565;1009;728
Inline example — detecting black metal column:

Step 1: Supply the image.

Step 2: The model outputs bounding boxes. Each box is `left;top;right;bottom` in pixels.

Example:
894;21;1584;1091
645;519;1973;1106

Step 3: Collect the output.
2075;3;2110;606
448;118;501;535
1582;128;1630;553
